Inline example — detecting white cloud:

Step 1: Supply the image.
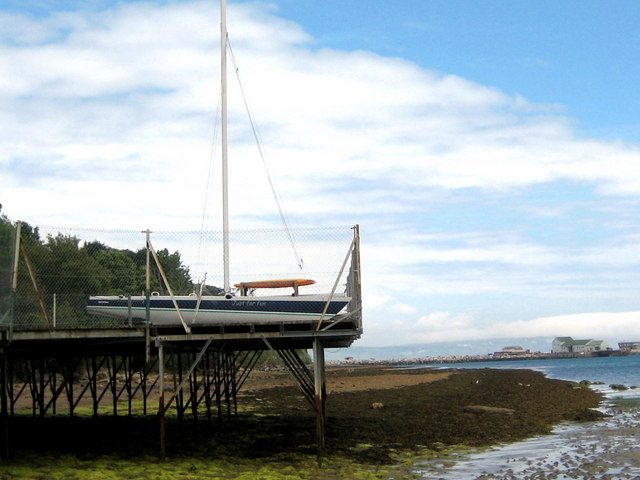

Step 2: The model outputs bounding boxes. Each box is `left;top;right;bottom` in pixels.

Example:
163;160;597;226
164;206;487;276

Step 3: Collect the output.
416;311;473;329
362;310;640;346
497;312;640;339
3;1;640;348
3;1;640;227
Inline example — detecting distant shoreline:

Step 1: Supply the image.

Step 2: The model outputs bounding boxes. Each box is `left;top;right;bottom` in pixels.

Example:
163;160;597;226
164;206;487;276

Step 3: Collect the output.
328;350;636;366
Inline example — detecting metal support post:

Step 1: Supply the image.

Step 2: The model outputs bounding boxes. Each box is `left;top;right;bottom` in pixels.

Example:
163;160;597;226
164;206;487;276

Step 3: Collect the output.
109;356;117;416
65;360;75;416
190;351;199;420
37;358;45;417
176;350;184;422
51;361;57;415
222;352;234;418
88;356;99;416
214;351;223;424
313;337;326;464
203;352;212;422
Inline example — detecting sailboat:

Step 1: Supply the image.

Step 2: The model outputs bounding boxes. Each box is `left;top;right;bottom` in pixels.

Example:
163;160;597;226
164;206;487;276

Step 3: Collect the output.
86;0;353;330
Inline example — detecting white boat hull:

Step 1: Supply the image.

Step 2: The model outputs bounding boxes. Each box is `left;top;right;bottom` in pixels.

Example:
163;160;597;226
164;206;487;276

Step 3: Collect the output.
87;294;351;326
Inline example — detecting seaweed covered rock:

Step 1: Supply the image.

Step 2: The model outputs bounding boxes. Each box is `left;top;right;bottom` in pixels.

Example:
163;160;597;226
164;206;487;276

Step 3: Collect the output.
242;367;603;464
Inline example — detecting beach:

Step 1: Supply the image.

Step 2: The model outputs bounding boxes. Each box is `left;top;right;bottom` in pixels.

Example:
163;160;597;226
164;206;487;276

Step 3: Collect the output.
0;365;621;479
243;366;604;458
244;365;640;479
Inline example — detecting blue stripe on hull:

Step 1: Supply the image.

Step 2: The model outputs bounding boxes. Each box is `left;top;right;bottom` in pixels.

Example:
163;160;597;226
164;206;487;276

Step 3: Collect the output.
86;295;350;325
87;297;348;315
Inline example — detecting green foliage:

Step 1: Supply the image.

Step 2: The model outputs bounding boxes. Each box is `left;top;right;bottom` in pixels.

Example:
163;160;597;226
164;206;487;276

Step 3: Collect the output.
1;212;203;328
91;248;140;294
42;234;111;295
148;248;193;295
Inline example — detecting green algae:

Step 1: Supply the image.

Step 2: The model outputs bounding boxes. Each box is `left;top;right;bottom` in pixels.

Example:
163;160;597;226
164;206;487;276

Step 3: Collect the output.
0;454;402;480
0;368;603;480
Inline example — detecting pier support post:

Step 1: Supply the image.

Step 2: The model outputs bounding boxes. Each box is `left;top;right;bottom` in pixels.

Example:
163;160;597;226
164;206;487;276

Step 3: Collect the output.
0;348;9;458
312;337;326;463
158;341;166;461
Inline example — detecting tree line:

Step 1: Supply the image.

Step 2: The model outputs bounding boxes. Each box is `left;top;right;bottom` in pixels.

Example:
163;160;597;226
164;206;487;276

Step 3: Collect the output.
0;208;221;327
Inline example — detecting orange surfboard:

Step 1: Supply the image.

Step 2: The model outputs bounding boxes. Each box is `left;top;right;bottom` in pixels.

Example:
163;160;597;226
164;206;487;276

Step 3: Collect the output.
234;278;315;296
234;279;315;289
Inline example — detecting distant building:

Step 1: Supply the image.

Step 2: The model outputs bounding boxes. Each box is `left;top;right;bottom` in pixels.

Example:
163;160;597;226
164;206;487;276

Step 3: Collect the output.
552;337;607;353
493;346;531;357
618;342;640;352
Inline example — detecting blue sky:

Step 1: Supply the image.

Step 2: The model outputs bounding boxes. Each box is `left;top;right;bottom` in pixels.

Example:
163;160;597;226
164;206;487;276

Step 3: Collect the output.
268;0;640;142
1;0;640;348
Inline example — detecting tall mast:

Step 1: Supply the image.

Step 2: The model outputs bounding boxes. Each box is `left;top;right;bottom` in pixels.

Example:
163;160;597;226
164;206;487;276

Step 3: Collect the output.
221;0;230;293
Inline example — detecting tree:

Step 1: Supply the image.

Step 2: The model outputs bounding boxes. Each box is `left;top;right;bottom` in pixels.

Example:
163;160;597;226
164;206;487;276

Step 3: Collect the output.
153;248;193;294
41;234;110;295
1;214;204;327
89;248;141;294
133;247;194;295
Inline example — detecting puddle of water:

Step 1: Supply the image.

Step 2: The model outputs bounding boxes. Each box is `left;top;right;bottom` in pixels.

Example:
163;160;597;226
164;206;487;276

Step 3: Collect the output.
413;402;640;479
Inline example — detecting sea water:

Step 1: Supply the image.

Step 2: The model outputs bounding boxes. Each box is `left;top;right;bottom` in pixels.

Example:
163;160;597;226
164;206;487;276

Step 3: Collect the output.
411;355;640;479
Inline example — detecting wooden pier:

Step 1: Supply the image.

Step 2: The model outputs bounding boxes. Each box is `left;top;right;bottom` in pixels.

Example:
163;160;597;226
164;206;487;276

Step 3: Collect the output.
0;223;362;460
0;320;360;459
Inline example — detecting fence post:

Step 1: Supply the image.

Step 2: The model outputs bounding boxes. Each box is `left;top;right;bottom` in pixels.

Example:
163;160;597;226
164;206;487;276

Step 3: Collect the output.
144;230;151;363
7;222;21;339
53;293;57;329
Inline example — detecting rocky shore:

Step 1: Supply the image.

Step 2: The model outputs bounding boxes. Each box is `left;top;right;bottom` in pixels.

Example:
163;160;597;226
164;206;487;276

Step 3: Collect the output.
1;365;606;479
420;397;640;479
328;351;630;367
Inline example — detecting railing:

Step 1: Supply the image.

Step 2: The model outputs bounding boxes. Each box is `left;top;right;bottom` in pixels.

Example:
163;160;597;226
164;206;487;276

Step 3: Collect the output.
1;222;362;334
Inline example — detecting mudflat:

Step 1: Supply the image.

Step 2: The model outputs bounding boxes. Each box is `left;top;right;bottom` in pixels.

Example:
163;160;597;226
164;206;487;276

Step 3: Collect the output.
1;366;604;479
241;366;604;463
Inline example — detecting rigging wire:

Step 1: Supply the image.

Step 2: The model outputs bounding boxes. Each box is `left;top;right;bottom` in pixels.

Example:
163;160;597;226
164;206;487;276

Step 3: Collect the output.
227;38;305;271
196;92;222;286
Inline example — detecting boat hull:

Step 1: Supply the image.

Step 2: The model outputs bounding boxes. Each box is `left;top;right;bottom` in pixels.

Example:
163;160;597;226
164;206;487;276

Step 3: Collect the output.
87;294;351;326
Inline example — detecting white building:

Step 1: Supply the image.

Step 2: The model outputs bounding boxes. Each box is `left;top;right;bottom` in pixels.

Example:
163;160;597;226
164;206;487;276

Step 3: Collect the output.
552;337;607;353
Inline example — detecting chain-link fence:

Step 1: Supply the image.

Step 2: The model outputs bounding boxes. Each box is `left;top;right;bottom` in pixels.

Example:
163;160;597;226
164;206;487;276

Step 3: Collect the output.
0;222;360;331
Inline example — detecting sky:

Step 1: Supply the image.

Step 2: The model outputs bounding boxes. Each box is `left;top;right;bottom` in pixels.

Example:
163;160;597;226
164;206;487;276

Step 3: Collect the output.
1;0;640;349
